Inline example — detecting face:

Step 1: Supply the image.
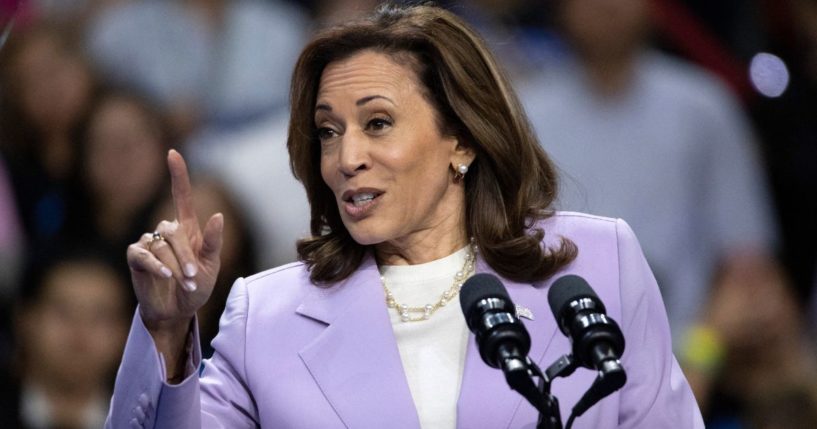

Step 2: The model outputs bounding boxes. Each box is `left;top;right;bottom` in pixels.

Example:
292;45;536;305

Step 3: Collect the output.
14;32;92;132
86;96;165;210
19;261;128;387
562;0;648;58
316;50;473;251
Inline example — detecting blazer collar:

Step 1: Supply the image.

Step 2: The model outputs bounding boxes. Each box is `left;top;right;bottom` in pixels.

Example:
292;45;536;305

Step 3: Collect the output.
295;253;561;429
296;253;421;428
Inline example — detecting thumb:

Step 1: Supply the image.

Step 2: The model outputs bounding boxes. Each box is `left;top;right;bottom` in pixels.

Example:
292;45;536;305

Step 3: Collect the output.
200;212;224;263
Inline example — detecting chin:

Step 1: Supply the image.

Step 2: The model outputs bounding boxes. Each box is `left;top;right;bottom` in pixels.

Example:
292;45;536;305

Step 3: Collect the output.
343;221;390;246
346;229;384;246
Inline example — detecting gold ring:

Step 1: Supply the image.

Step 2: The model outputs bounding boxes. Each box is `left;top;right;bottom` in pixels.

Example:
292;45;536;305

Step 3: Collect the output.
147;231;165;250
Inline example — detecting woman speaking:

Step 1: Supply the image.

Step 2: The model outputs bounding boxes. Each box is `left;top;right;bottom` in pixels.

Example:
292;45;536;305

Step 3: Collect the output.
107;4;702;428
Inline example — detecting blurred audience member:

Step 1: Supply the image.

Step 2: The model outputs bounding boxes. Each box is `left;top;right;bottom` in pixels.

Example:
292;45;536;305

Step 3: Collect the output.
26;0;123;26
0;248;131;429
189;113;310;268
521;0;779;341
85;0;308;137
0;20;96;246
685;252;817;427
150;176;258;357
751;0;817;302
442;0;561;80
312;0;379;26
67;89;171;257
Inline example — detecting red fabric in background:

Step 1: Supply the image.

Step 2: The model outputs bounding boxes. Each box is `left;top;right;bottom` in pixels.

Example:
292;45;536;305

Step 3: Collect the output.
649;0;754;102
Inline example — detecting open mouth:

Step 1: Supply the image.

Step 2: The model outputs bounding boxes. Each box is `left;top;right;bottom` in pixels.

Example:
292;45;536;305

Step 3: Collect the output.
350;192;379;207
342;189;384;204
341;189;384;218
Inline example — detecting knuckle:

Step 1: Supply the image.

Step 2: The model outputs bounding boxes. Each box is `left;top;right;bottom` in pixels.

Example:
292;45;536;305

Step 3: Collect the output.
164;225;181;239
157;220;175;232
127;243;143;256
151;238;168;250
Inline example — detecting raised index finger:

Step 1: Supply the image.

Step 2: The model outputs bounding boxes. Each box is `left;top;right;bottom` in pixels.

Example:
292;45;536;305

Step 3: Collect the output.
168;149;199;226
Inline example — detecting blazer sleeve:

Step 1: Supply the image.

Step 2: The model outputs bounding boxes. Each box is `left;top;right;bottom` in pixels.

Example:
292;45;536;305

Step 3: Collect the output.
105;277;259;428
614;219;705;428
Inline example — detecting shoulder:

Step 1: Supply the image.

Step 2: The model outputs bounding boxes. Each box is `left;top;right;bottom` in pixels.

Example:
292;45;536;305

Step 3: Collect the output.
536;211;642;279
534;212;645;316
536;211;626;247
239;261;314;304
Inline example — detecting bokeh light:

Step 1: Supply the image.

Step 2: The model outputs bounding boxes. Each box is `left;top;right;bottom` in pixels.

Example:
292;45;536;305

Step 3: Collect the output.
749;52;790;98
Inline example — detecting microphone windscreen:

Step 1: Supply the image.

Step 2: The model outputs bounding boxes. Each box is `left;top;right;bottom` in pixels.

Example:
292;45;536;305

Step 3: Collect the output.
547;274;598;318
459;273;510;317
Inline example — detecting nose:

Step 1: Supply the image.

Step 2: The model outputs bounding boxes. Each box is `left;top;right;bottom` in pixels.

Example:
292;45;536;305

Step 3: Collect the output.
338;130;371;177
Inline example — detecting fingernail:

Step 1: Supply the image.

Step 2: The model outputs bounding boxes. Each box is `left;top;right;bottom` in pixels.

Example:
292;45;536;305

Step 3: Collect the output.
160;266;173;278
184;263;198;278
183;279;197;292
215;213;224;231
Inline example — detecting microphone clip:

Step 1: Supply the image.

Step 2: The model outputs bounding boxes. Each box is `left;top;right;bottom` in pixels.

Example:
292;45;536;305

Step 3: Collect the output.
495;351;564;429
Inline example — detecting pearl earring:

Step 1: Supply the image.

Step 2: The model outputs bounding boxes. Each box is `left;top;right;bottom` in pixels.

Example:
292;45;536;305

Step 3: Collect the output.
454;163;468;182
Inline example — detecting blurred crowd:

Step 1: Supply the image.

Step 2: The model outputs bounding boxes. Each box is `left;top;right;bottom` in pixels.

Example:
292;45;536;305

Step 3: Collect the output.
0;0;815;428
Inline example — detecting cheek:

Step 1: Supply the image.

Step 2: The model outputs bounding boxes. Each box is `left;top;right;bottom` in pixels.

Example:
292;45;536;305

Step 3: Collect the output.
391;157;450;213
90;320;127;359
319;156;337;192
392;138;451;183
29;313;71;355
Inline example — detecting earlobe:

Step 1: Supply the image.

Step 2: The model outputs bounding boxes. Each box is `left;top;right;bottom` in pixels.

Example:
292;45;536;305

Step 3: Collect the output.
450;138;476;182
452;162;470;182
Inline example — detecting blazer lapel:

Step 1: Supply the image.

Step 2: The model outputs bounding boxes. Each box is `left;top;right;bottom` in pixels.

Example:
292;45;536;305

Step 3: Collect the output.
457;259;560;429
297;254;420;429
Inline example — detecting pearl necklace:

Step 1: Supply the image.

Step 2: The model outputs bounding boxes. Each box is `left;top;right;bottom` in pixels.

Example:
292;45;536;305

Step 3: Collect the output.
381;240;478;322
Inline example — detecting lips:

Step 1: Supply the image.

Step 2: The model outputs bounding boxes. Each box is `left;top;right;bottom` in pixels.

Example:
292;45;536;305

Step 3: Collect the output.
341;188;384;219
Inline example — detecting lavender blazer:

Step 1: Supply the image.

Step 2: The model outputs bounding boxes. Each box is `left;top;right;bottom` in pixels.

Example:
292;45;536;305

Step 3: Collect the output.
107;212;704;428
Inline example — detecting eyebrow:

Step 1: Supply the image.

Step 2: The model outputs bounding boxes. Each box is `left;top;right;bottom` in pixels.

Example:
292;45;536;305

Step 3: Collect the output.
356;95;394;106
314;95;395;112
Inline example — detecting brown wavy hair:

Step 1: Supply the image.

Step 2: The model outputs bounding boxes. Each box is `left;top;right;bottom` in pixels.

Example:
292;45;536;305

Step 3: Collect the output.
288;3;576;285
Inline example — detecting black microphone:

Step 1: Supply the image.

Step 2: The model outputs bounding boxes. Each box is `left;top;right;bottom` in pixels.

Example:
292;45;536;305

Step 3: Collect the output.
548;274;626;417
459;273;531;370
460;273;557;419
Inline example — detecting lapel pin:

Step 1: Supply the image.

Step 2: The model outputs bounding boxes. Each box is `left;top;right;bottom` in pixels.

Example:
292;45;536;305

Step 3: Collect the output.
515;304;534;321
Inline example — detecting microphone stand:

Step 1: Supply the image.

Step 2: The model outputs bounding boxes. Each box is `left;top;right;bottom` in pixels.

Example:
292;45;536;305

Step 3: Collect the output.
499;351;573;429
501;351;599;429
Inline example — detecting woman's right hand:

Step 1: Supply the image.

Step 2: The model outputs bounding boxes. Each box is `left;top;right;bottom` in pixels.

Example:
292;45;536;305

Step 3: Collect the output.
126;150;223;363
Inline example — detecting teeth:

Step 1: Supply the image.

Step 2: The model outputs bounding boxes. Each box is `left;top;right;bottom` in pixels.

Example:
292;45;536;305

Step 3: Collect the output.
352;193;376;206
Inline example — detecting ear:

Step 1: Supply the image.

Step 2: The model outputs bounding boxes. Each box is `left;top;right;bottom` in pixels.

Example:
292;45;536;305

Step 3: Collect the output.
449;138;476;170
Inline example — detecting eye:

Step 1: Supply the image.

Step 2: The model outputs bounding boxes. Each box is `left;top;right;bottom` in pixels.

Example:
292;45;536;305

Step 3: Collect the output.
316;127;338;141
366;117;392;132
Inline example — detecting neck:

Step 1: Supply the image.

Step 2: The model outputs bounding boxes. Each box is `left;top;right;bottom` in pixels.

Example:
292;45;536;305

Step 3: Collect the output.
41;134;73;181
374;182;470;265
96;200;133;241
375;224;468;266
27;375;100;427
579;50;637;97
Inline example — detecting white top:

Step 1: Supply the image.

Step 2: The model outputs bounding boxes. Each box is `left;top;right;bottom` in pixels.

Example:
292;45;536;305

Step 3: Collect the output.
21;382;108;429
380;246;472;429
